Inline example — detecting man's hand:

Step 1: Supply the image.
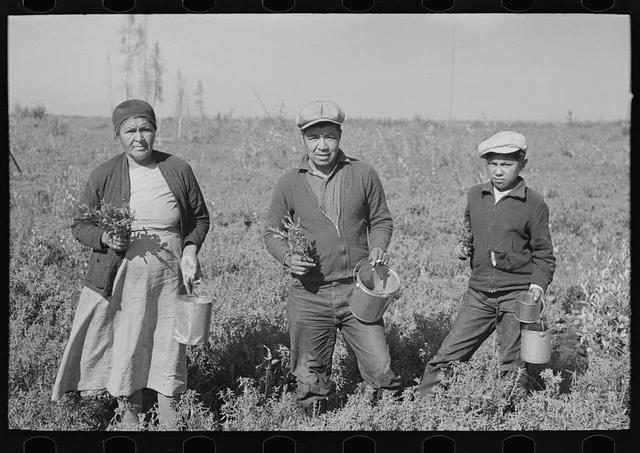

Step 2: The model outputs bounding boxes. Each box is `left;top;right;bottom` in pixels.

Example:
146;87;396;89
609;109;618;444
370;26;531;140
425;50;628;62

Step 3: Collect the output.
285;253;316;276
368;247;389;267
101;231;129;252
528;285;543;303
181;244;201;295
456;242;470;260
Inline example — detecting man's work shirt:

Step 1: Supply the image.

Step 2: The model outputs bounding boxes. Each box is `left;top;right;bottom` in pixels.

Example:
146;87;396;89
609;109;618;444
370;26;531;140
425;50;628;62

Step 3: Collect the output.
304;154;349;231
263;150;393;283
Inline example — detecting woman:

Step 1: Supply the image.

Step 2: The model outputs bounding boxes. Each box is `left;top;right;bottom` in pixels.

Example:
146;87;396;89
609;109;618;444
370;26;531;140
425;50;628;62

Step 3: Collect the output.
51;99;210;428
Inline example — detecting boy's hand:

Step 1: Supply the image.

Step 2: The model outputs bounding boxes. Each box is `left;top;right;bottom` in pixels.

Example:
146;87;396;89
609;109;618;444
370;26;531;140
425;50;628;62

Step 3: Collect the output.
456;242;470;260
285;253;316;276
369;247;388;267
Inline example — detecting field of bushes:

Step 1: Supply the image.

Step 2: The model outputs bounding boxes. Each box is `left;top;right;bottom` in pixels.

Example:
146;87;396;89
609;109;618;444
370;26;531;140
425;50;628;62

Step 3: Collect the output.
8;108;630;430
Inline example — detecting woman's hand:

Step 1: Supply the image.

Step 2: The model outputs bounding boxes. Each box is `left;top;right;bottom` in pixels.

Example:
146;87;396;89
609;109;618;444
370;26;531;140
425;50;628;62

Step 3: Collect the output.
101;231;129;252
181;244;201;295
368;247;389;267
284;253;316;276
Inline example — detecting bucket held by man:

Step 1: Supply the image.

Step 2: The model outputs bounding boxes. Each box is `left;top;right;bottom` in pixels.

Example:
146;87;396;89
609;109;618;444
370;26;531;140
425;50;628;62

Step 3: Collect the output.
350;258;401;323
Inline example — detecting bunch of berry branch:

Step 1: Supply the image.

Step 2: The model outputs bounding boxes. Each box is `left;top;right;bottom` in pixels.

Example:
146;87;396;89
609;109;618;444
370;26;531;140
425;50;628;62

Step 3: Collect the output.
80;200;135;239
452;216;473;258
267;214;318;264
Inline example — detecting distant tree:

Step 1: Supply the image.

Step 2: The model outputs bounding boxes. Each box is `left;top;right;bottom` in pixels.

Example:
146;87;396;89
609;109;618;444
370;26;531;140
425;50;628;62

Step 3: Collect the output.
193;79;206;140
106;52;114;111
119;15;155;103
151;41;164;108
566;109;575;125
194;79;206;121
119;15;137;99
150;41;165;128
136;16;151;101
174;70;187;139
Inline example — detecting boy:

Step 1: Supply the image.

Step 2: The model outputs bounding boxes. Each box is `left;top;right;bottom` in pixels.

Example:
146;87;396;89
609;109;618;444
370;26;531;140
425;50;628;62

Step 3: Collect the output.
417;131;556;396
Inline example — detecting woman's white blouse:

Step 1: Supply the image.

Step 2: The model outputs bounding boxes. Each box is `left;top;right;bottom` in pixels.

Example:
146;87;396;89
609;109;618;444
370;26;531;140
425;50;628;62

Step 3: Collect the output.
128;164;180;231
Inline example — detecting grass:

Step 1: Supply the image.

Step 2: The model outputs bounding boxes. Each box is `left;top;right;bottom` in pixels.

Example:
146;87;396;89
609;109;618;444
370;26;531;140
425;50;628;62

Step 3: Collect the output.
8;113;630;430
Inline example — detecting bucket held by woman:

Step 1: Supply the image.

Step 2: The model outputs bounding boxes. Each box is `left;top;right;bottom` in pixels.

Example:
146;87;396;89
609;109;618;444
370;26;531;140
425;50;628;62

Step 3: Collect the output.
350;258;401;323
173;284;213;346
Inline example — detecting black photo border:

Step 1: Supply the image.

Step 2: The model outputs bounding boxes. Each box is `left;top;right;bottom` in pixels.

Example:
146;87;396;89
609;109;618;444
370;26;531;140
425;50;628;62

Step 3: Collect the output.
1;1;636;452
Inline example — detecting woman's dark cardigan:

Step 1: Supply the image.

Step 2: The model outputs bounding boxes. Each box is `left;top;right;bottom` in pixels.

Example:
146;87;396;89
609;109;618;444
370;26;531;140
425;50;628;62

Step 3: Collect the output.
71;150;210;297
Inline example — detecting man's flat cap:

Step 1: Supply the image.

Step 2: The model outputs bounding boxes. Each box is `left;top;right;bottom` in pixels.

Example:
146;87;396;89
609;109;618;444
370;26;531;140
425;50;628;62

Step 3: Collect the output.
295;100;345;130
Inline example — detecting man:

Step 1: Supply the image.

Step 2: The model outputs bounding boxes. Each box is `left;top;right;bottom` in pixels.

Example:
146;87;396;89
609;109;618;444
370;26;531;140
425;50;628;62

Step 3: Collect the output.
417;131;556;396
263;100;401;413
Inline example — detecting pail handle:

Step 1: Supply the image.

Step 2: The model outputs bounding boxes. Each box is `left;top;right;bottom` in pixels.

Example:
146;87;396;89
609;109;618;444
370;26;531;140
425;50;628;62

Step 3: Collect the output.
353;258;369;286
184;279;212;297
539;299;546;318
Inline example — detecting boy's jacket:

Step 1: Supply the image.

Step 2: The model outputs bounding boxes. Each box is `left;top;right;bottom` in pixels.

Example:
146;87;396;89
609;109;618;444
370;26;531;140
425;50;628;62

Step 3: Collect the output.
465;177;556;293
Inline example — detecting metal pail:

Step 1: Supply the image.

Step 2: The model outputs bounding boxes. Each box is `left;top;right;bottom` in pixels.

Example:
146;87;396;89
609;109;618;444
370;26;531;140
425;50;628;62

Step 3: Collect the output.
520;320;552;364
349;258;401;323
173;291;212;346
514;291;545;324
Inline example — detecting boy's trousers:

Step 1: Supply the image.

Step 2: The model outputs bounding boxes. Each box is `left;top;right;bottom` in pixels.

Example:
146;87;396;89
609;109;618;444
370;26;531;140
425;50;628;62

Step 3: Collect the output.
287;278;401;407
418;287;528;395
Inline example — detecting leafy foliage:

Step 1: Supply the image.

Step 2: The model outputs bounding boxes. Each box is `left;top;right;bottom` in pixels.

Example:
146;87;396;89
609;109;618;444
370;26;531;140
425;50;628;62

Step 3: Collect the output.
452;216;473;258
267;214;319;264
80;200;135;239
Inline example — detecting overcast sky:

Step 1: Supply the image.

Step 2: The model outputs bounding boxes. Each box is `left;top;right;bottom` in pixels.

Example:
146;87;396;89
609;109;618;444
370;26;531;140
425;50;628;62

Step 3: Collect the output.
8;14;630;122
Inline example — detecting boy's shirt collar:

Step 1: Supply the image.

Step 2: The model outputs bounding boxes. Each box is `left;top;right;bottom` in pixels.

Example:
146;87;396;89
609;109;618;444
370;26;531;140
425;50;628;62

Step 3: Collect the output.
481;176;527;200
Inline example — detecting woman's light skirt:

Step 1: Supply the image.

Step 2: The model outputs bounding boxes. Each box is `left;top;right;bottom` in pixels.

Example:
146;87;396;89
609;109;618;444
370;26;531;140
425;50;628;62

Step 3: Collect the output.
51;229;186;401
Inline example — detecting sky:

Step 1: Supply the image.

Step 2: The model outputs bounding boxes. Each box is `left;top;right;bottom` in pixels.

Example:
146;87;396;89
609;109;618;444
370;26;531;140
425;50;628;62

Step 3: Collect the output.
8;14;630;122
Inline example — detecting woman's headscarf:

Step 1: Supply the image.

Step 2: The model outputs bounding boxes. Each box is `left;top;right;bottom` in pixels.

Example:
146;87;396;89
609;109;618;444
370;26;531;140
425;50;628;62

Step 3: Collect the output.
112;99;157;135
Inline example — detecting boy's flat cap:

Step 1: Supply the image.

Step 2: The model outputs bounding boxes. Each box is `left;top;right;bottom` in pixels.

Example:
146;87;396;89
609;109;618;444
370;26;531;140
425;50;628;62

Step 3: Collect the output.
295;100;345;130
478;131;527;157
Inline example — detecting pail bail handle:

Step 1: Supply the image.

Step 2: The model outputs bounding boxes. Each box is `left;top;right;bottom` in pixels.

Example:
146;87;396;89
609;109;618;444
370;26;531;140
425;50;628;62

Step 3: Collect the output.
353;258;370;286
183;279;212;297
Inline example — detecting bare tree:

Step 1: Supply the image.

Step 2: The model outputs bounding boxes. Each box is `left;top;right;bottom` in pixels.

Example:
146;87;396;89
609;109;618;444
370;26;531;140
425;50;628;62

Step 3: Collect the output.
448;22;456;122
119;15;154;102
119;15;137;99
136;16;151;101
194;79;206;121
174;70;186;139
106;52;114;111
193;79;206;140
150;41;165;126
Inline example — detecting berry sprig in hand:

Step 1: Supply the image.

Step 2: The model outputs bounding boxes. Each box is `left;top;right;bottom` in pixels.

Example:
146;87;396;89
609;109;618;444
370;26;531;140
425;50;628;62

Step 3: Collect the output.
452;217;473;260
267;214;319;275
80;200;135;252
